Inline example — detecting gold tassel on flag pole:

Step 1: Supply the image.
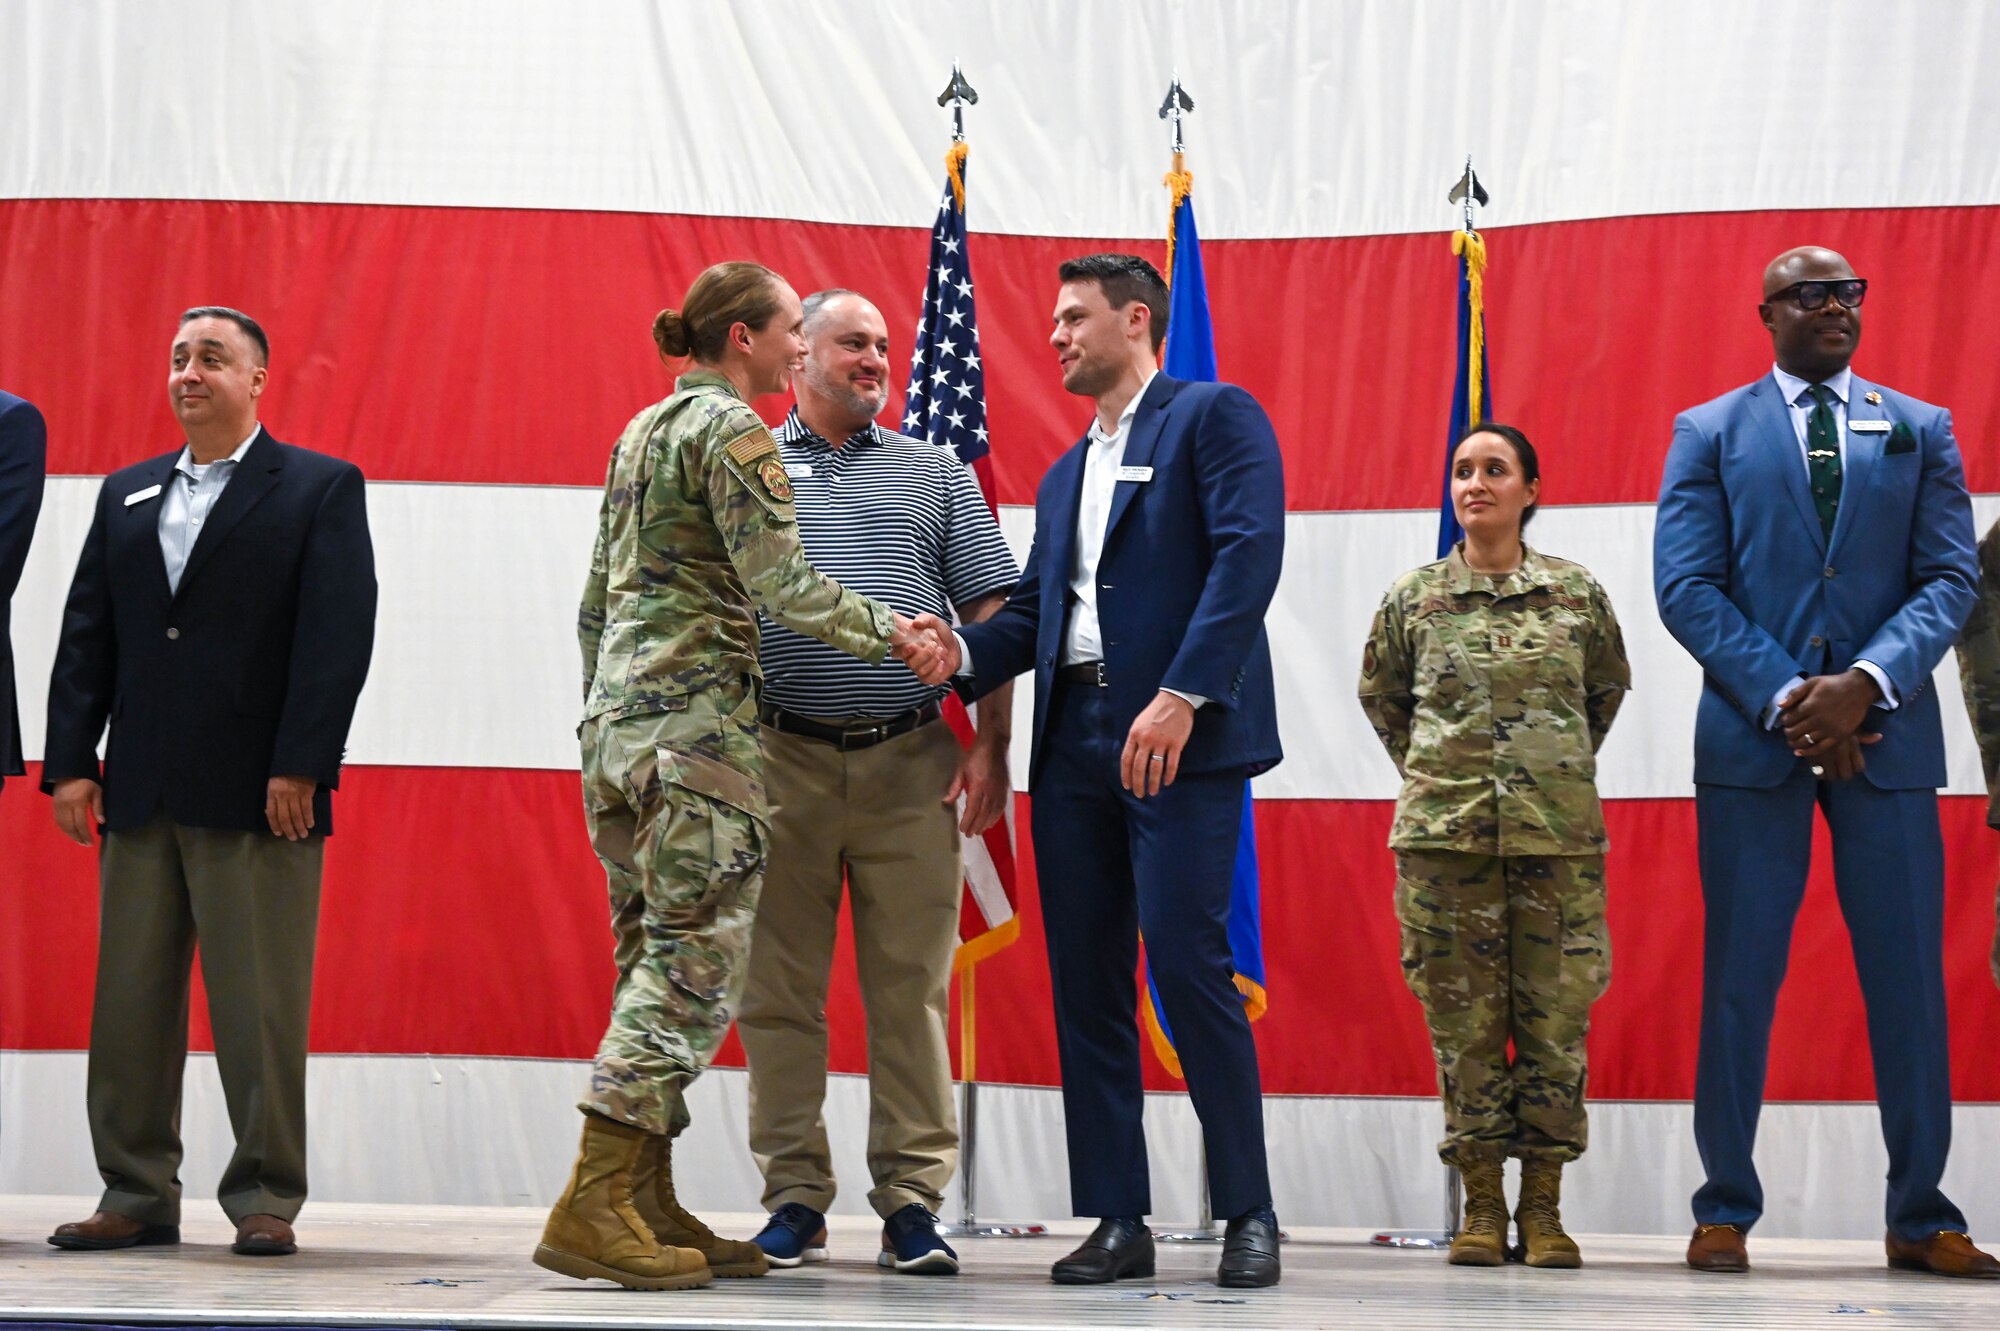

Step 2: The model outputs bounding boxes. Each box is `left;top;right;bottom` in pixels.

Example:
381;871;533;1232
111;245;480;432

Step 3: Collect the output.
1451;228;1489;422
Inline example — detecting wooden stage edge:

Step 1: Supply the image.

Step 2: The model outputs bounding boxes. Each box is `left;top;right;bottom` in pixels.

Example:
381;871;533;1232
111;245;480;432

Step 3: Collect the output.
2;1194;1997;1331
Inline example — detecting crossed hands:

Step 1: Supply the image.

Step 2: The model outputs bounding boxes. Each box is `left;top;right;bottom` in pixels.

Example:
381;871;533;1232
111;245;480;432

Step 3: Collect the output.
1779;669;1882;780
890;612;962;686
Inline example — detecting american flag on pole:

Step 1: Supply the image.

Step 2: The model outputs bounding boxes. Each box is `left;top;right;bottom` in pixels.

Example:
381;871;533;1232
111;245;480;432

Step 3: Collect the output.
903;141;1021;971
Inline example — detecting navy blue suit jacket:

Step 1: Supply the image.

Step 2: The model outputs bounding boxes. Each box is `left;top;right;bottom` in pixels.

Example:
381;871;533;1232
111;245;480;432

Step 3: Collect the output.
43;430;378;832
959;374;1284;787
0;390;48;778
1654;373;1977;789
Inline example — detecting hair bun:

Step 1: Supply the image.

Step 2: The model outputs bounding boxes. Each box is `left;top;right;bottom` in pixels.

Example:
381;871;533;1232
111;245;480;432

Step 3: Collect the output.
653;308;690;360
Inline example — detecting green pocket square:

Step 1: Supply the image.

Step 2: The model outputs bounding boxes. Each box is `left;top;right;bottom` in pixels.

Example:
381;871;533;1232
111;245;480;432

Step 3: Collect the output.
1886;420;1917;455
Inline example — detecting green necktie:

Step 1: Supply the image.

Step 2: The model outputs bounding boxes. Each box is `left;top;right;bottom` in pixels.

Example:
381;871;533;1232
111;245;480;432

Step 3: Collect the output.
1804;383;1842;539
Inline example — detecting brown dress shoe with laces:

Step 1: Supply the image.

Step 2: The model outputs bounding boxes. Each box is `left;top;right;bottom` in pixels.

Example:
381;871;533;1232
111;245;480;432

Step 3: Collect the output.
1885;1230;2000;1278
232;1213;298;1256
1686;1223;1748;1272
48;1211;180;1251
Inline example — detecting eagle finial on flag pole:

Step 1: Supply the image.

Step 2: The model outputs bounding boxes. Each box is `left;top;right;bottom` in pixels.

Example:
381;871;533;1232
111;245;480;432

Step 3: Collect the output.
1158;73;1194;157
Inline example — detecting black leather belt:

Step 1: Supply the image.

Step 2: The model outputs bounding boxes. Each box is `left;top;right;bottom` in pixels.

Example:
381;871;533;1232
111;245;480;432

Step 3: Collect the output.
759;700;942;750
1057;661;1109;687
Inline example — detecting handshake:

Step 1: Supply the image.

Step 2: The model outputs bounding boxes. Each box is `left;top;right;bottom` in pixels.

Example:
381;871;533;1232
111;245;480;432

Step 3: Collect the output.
890;612;963;685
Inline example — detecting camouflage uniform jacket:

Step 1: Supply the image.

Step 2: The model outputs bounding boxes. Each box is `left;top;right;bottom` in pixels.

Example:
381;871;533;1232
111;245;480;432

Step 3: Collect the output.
1957;517;2000;830
1359;544;1630;855
579;371;893;734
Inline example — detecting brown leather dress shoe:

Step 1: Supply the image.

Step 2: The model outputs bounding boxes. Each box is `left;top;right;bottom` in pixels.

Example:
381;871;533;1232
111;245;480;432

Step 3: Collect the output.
1686;1223;1749;1272
232;1213;298;1257
1886;1230;2000;1279
48;1210;180;1251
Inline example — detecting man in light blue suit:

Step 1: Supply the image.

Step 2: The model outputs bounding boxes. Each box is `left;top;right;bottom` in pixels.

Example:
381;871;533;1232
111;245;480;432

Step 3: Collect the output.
1656;246;1994;1278
921;254;1285;1289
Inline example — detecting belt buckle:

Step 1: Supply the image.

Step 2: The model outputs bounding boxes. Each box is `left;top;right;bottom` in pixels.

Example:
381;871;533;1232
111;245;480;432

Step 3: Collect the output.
842;722;886;751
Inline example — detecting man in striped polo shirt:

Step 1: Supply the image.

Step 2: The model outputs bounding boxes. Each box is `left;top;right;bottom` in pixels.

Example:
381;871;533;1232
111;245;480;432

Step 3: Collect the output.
739;289;1019;1275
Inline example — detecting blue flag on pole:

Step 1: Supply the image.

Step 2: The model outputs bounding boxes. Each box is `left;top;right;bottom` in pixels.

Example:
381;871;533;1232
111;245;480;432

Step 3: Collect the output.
1439;230;1493;557
1139;175;1269;1079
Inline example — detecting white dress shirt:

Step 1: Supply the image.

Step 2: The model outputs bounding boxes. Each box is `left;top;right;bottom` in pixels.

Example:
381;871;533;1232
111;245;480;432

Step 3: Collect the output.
160;425;259;594
1762;365;1895;723
955;371;1201;707
1061;371;1154;665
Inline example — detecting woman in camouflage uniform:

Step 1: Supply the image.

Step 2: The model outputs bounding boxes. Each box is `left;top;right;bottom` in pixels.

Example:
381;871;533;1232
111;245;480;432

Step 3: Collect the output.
535;262;938;1290
1358;423;1629;1269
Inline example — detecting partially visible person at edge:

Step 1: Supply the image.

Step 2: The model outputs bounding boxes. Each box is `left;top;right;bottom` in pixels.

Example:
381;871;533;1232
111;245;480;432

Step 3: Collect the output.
736;289;1020;1278
1957;518;2000;991
1358;423;1629;1270
1656;247;1992;1278
0;388;46;800
532;260;948;1293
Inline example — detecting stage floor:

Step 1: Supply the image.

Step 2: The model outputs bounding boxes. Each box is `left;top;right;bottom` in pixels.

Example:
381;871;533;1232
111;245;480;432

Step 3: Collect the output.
1;1194;1996;1330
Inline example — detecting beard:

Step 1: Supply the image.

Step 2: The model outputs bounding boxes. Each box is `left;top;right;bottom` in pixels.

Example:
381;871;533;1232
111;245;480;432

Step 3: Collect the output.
800;361;885;423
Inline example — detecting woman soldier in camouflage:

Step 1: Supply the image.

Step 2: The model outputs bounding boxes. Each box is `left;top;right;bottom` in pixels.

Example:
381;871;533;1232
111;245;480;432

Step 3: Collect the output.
1357;423;1629;1269
535;262;943;1291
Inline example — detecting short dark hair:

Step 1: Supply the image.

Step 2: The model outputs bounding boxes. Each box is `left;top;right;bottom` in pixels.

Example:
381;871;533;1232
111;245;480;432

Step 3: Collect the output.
180;306;269;365
1058;253;1169;353
1450;421;1542;529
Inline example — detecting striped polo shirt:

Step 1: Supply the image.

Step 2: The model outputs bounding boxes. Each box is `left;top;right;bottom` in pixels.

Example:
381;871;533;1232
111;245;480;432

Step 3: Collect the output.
759;409;1020;719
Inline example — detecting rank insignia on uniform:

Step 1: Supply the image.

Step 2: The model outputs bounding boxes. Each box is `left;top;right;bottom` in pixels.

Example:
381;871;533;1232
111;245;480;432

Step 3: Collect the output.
1865;391;1882;405
758;456;793;502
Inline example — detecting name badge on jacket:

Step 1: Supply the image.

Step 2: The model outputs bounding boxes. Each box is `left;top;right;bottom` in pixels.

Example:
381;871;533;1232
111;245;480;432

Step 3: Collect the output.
125;483;163;506
1115;465;1154;483
1848;420;1891;434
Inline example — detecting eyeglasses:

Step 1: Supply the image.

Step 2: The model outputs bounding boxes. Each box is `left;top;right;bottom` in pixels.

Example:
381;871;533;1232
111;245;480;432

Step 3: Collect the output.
1764;278;1868;311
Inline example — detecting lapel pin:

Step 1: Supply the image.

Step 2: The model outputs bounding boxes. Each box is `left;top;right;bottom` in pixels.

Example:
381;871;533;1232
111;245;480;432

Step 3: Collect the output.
1865;391;1882;405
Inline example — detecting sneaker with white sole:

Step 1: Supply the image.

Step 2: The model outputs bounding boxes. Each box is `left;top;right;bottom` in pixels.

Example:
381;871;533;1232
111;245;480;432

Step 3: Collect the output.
752;1203;829;1268
878;1203;959;1275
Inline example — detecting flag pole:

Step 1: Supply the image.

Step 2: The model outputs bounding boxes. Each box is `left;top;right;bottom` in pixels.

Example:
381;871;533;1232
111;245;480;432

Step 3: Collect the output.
1147;74;1229;1246
1370;156;1494;1252
923;62;1043;1240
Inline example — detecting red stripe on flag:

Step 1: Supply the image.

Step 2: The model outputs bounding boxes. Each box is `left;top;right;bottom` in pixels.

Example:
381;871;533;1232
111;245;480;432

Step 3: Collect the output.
6;764;1998;1101
8;199;2000;509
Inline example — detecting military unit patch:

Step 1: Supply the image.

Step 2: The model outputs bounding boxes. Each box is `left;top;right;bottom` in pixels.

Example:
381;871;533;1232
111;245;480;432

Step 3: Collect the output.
758;456;793;502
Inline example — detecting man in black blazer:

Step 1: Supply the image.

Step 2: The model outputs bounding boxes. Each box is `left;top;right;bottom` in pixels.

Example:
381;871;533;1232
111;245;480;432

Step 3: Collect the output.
42;307;376;1257
0;388;46;797
923;255;1286;1288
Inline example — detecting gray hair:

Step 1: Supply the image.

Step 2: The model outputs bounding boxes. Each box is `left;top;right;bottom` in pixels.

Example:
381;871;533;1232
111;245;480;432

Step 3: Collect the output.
801;288;863;336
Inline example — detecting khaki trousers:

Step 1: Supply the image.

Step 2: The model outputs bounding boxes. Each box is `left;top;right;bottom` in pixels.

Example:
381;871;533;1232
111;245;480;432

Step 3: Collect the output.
739;719;963;1217
90;816;323;1225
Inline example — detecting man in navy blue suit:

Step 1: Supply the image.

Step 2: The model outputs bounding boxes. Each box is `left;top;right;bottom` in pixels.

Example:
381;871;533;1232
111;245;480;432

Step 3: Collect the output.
1656;247;1994;1277
0;388;47;799
918;254;1285;1288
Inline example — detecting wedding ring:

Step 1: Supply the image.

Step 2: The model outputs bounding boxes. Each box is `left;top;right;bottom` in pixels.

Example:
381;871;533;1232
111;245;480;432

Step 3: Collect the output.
1803;732;1815;745
1148;754;1165;764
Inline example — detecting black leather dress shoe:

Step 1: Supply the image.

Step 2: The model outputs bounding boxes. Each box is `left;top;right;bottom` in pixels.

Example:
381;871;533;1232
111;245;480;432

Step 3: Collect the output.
1218;1207;1281;1288
1051;1218;1156;1284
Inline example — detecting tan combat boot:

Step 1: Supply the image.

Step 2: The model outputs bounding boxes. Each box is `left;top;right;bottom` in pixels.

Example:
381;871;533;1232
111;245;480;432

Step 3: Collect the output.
1447;1159;1508;1266
632;1132;769;1277
1513;1159;1582;1268
533;1112;712;1290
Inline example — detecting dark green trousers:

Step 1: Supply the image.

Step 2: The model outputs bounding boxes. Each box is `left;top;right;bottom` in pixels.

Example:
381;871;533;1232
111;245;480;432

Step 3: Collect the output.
89;816;323;1225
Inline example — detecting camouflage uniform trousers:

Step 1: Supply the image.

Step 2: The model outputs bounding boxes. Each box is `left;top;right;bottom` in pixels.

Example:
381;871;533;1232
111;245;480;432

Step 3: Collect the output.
1394;849;1610;1165
579;683;770;1137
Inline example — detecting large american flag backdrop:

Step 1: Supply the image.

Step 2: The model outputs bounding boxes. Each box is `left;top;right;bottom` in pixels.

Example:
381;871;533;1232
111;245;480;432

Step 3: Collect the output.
3;2;1998;1231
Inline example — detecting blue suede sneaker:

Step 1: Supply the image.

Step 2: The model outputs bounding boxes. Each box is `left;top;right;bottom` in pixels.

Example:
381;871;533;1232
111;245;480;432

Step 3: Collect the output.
752;1203;829;1267
878;1202;959;1274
